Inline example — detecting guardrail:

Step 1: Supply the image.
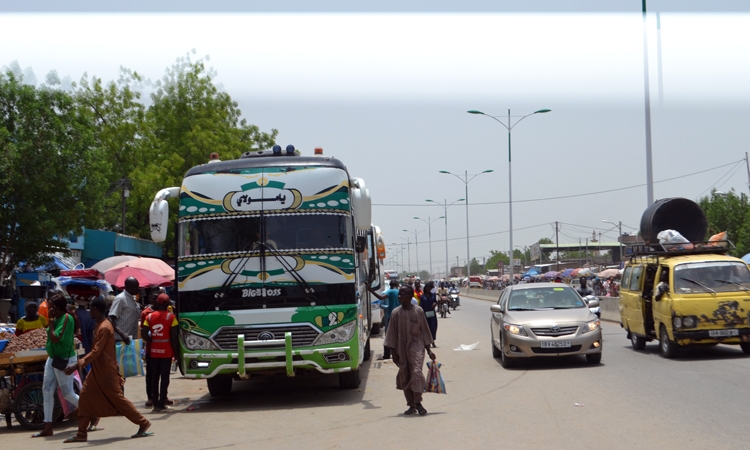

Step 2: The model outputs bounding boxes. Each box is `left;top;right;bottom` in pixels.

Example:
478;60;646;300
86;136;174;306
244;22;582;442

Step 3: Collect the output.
460;287;621;323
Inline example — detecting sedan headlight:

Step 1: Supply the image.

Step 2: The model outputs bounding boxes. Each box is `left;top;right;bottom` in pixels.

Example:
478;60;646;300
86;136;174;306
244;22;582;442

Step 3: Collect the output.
503;323;528;336
181;330;219;351
313;320;357;345
582;319;600;334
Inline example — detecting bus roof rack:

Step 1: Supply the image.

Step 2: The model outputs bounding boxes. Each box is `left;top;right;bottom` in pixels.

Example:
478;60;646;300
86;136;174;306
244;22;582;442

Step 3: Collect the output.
630;240;734;258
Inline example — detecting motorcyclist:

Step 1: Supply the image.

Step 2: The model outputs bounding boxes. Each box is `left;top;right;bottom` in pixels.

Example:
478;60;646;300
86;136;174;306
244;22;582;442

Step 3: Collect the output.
436;283;450;314
576;277;594;297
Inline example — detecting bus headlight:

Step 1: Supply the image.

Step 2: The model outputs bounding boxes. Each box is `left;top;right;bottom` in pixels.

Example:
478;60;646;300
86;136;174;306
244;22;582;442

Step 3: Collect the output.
313;321;357;345
181;330;219;351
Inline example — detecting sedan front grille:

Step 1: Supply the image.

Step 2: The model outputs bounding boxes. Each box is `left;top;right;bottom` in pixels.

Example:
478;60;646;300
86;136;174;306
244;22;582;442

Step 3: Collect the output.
531;345;582;354
212;324;320;350
530;326;578;337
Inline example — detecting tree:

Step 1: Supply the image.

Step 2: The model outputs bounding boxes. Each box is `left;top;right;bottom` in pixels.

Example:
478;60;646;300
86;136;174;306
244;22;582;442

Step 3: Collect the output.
699;189;750;257
73;70;152;233
143;54;278;245
0;71;108;276
486;250;509;275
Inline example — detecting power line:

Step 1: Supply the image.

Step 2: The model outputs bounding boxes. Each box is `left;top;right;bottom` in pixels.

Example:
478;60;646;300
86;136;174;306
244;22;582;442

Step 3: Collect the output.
374;158;744;207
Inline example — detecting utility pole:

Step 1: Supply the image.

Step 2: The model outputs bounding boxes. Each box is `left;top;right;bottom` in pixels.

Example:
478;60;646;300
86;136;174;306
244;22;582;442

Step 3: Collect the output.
745;152;750;195
555;221;560;271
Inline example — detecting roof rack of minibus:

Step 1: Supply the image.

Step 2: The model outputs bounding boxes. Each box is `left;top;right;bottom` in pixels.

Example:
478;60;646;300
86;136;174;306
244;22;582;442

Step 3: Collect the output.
630;240;734;259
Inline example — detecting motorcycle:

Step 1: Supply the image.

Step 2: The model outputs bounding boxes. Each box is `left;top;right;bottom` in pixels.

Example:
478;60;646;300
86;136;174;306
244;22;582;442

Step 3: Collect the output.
449;289;460;310
438;294;450;318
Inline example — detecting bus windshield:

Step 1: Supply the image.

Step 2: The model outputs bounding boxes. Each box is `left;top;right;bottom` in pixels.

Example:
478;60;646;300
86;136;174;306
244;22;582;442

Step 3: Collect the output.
179;214;352;256
674;261;750;294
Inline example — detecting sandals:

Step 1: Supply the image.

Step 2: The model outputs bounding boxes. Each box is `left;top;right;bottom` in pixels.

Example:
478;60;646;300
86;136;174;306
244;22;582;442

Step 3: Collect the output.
131;431;154;438
63;437;88;443
403;407;417;415
416;403;427;415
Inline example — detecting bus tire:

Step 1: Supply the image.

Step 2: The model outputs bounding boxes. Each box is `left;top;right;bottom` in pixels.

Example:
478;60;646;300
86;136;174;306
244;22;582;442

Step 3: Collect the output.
207;375;233;397
339;368;361;389
363;337;371;361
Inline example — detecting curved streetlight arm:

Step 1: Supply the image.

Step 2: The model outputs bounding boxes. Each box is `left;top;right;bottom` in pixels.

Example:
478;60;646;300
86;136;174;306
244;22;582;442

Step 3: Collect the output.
468;109;551;131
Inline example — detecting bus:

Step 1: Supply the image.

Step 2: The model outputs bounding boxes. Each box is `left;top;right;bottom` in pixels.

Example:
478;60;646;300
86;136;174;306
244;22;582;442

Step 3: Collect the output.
148;145;384;395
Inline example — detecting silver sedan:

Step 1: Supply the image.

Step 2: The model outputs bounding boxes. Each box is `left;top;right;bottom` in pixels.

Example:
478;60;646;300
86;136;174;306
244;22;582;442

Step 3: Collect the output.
490;283;602;368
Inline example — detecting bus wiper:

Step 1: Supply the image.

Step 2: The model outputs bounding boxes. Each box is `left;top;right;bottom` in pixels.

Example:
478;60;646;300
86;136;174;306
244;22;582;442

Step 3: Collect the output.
680;277;716;295
214;250;255;299
256;242;316;296
715;279;750;292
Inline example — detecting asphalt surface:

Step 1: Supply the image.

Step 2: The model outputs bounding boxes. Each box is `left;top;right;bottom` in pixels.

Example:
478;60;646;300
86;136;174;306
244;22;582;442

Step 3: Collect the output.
3;294;750;449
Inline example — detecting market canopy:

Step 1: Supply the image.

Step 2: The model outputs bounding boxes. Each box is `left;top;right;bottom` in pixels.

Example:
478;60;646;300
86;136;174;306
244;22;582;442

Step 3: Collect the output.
108;257;175;281
104;266;173;289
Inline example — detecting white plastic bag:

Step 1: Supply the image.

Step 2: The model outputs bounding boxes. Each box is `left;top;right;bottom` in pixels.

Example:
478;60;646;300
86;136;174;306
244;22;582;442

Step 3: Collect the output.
453;342;479;351
657;230;692;251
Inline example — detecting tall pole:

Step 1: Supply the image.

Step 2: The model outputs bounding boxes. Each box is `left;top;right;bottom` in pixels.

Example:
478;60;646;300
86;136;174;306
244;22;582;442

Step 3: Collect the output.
415;229;420;276
507;109;514;281
467;108;550;281
464;170;470;280
643;0;655;206
444;202;449;278
619;221;623;266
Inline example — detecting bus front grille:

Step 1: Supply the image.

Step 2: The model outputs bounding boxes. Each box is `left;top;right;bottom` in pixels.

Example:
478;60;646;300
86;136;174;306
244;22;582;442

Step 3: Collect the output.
211;324;321;350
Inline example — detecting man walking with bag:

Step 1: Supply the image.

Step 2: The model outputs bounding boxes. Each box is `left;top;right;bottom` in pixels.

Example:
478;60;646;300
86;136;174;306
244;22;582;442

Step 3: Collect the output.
109;277;141;392
383;285;436;416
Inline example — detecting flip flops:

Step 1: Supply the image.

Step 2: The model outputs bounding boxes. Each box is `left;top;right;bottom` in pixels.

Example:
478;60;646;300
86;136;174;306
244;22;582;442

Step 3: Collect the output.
63;437;87;443
131;431;154;438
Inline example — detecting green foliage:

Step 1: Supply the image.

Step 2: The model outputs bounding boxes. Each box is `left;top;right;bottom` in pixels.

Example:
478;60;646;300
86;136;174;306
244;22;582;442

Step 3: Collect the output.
699;189;750;257
0;71;108;275
1;52;279;270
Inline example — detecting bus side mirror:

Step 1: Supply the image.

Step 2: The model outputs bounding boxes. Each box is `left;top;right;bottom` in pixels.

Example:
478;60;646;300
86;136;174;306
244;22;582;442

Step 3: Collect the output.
655;282;669;301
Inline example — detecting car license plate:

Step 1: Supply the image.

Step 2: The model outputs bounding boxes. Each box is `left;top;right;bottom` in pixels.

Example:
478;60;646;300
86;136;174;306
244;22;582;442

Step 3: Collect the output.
540;341;572;348
708;329;739;337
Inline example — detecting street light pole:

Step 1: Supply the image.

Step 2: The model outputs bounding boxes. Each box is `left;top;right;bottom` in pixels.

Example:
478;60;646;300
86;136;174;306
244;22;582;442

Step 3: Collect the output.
602;220;624;266
468;108;550;282
404;229;423;276
414;216;444;279
440;170;493;281
426;198;464;279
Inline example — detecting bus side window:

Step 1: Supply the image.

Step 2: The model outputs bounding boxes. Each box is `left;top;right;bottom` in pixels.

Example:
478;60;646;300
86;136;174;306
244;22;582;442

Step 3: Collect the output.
621;267;632;291
629;266;643;291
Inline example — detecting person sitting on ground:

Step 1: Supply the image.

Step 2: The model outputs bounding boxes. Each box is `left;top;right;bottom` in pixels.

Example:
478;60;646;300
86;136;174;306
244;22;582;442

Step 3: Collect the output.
15;301;48;336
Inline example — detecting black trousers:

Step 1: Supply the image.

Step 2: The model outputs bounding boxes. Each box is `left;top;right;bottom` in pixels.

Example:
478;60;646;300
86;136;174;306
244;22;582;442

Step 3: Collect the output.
144;355;153;400
148;357;172;408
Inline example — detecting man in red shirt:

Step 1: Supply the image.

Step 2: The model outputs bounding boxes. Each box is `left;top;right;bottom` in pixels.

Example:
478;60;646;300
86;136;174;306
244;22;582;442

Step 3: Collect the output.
141;294;179;412
140;291;157;407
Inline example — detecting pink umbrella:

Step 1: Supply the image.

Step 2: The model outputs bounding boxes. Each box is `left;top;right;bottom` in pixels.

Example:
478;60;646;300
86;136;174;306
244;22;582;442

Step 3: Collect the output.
108;257;175;281
105;266;173;289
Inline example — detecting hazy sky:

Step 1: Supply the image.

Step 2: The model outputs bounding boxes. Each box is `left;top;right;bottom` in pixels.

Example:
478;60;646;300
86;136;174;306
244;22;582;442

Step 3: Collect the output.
3;1;749;276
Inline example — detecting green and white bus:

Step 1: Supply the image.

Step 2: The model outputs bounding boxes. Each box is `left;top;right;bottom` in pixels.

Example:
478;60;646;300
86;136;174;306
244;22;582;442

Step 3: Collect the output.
149;145;384;395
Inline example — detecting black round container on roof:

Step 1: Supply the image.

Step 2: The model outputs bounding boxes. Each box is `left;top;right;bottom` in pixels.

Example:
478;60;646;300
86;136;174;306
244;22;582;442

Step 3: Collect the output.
640;197;707;245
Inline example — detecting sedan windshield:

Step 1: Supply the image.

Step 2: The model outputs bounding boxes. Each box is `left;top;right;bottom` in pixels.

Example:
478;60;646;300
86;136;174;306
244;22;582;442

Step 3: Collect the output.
508;288;585;311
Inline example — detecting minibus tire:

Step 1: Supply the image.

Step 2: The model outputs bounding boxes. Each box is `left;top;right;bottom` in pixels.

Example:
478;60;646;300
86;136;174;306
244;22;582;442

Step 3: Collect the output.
659;326;677;358
740;342;750;354
630;331;646;350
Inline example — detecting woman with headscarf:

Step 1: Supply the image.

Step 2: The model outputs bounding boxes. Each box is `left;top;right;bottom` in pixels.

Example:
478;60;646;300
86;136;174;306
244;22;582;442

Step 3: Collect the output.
419;281;438;347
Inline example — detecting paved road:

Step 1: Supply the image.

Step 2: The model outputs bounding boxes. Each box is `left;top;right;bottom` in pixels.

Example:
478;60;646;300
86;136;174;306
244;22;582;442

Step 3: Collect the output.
4;295;750;448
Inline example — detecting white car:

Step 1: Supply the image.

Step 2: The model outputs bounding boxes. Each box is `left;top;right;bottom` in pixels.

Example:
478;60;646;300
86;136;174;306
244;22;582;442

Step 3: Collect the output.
371;301;384;334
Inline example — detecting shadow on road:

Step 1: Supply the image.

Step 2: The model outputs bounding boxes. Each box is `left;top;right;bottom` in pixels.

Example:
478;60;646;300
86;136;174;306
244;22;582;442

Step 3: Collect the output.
620;342;750;361
175;350;376;414
491;355;605;371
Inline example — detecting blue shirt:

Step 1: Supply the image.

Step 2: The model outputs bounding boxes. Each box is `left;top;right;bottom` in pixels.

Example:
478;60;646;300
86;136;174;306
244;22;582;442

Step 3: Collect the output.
382;288;400;315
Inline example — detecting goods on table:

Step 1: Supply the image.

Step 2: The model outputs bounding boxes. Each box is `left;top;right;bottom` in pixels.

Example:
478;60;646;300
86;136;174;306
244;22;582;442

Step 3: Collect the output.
2;328;47;354
0;325;14;340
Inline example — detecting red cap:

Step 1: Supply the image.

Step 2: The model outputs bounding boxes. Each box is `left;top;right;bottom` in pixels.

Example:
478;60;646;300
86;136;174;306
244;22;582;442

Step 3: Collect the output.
156;293;170;304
